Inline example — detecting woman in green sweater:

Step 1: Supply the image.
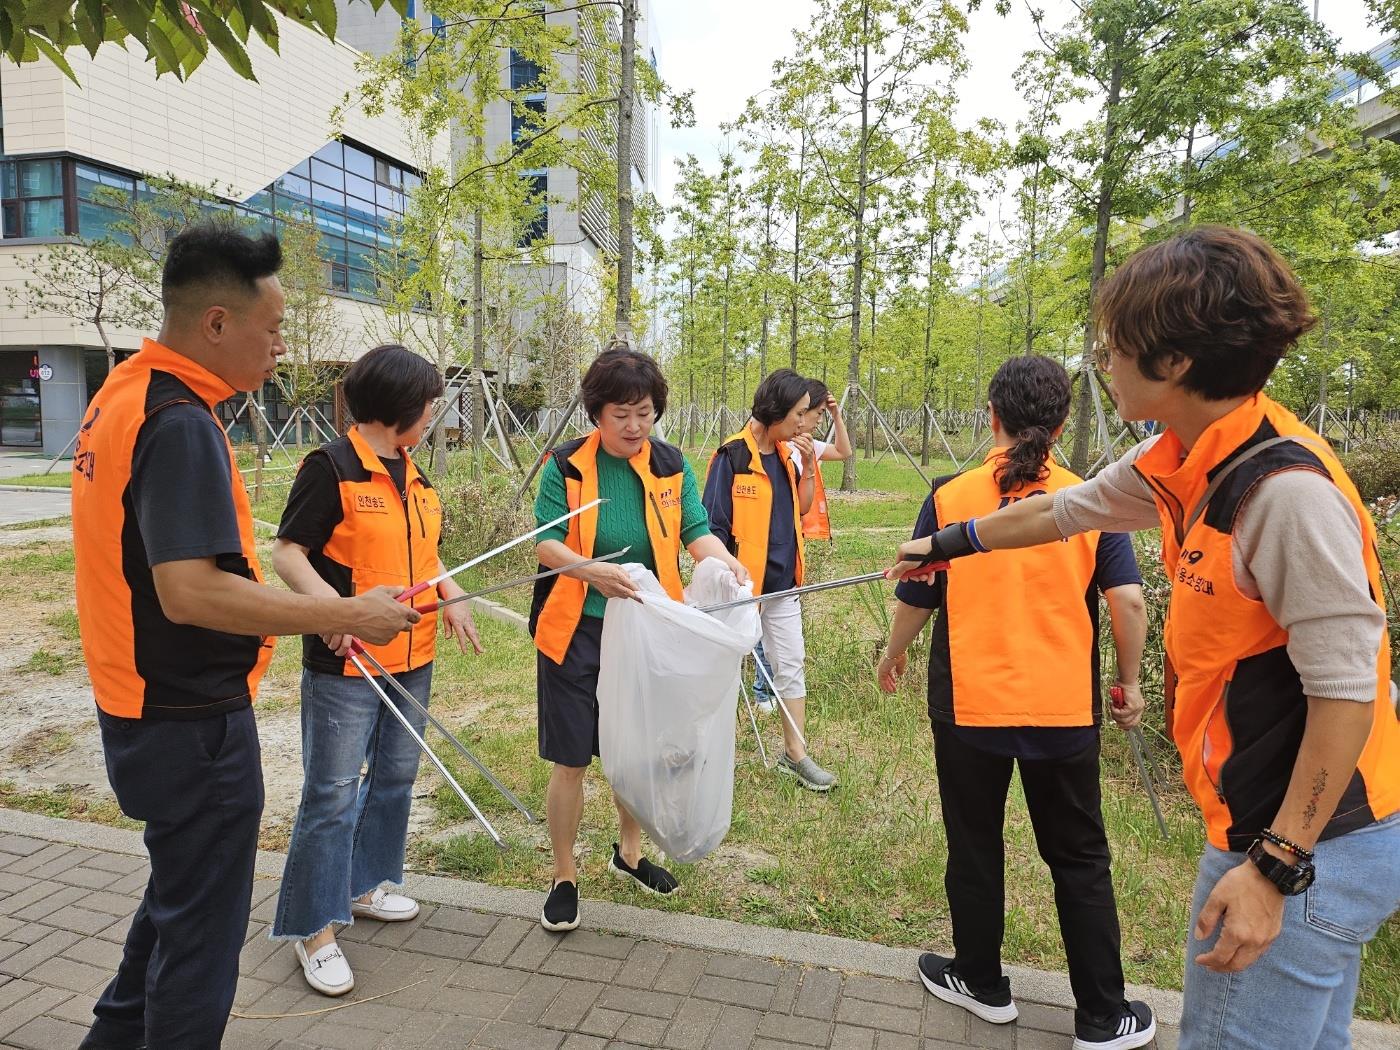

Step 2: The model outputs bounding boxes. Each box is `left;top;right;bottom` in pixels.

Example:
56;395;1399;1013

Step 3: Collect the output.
529;346;749;932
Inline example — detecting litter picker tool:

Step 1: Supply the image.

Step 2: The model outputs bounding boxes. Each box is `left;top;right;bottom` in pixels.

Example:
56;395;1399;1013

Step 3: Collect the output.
697;563;947;615
349;641;537;826
752;649;807;752
346;649;506;847
397;497;607;603
410;550;629;614
1111;684;1169;840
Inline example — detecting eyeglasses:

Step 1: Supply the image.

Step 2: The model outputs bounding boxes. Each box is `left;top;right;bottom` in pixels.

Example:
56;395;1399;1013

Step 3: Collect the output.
1093;341;1118;372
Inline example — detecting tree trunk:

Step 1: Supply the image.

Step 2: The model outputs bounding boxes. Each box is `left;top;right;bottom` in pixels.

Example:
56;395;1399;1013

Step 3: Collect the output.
1181;122;1196;226
840;6;871;494
759;193;773;378
613;0;637;345
472;204;487;467
721;262;732;436
789;125;806;371
1070;56;1123;477
94;315;116;375
921;231;936;466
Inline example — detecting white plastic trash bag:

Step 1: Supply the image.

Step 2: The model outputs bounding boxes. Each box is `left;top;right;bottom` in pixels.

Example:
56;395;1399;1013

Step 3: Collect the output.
597;559;761;863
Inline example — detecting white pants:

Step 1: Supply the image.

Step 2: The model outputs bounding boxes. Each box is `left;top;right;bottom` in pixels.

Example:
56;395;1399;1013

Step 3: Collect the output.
758;595;806;699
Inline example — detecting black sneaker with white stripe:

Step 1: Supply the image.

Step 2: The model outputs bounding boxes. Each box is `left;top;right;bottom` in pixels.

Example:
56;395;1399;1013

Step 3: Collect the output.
916;952;1017;1024
1072;999;1156;1049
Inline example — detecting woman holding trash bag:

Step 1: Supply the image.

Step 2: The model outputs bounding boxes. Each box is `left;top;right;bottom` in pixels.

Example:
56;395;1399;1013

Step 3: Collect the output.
876;354;1155;1047
704;369;838;792
270;344;483;996
530;344;749;933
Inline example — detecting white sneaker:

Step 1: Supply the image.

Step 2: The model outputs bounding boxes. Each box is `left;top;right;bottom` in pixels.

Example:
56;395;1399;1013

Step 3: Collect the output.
754;698;776;714
295;939;354;997
350;887;420;922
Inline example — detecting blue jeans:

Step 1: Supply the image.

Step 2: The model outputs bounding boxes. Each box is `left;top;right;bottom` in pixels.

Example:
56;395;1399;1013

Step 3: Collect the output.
1181;812;1400;1050
272;664;432;940
752;642;775;703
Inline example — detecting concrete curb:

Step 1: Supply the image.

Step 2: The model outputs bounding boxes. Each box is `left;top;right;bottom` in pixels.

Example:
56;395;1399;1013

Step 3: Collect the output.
0;484;72;494
5;806;1398;1046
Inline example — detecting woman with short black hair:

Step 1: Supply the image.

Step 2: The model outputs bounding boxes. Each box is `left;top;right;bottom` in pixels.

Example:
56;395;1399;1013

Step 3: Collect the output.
531;344;749;933
269;343;482;996
703;369;837;792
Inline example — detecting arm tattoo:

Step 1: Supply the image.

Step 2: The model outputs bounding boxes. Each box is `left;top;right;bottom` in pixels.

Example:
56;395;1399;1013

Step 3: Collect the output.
1303;769;1328;829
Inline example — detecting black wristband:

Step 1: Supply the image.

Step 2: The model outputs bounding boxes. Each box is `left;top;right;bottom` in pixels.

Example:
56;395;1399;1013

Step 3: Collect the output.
1260;827;1314;860
911;522;978;566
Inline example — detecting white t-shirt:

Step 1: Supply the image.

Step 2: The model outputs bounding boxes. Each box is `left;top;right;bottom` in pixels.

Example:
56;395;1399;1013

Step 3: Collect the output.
789;439;830;477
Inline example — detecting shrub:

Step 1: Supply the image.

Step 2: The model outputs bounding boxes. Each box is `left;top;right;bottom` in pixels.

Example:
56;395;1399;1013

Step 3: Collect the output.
1342;432;1400;501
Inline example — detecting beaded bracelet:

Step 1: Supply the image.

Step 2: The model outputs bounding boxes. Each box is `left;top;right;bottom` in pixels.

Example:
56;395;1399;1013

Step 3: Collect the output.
1261;827;1314;861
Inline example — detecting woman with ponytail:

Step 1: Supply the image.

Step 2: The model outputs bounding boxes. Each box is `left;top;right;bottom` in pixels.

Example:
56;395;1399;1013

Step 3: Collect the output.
876;355;1157;1048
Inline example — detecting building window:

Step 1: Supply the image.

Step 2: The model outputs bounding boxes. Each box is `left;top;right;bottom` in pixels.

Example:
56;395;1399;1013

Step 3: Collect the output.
520;172;547;246
75;164;137;241
1;152;65;239
0;351;42;447
0;135;417;301
512;97;546;143
260;139;420;300
510;49;543;90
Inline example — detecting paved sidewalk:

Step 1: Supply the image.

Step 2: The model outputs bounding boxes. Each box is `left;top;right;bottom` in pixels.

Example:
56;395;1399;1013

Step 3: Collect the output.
0;809;1386;1050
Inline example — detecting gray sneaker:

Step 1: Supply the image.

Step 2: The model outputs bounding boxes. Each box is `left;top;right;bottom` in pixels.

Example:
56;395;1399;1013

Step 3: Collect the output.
777;753;838;792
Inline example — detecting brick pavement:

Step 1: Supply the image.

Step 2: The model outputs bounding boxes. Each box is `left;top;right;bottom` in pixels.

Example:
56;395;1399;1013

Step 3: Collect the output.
0;826;1188;1050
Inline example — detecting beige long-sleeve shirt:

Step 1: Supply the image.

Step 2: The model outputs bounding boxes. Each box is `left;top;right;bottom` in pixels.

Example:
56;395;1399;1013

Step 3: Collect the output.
1052;436;1385;702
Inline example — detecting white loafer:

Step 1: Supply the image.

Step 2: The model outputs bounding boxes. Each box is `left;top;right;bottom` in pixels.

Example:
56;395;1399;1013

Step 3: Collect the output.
350;887;420;922
295;939;354;997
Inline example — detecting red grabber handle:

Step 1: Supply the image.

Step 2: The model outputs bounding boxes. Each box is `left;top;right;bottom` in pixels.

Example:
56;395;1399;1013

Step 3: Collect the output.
396;581;432;603
1110;684;1126;709
895;560;950;580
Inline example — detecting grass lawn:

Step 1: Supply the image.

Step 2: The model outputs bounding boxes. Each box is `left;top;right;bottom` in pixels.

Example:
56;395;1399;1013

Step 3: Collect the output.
4;440;1397;1023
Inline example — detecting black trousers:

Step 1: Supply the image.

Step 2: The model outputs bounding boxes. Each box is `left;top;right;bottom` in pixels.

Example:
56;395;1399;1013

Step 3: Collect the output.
83;706;263;1050
933;725;1124;1021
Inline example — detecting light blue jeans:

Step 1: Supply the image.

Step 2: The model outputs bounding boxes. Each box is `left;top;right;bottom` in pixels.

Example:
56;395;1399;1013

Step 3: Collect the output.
1181;812;1400;1049
752;642;775;703
272;664;432;940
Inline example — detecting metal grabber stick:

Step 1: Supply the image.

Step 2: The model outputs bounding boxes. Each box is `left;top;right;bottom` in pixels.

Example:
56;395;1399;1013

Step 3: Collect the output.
752;645;807;753
372;549;634;825
738;677;769;768
697;571;893;615
1111;684;1169;840
397;497;608;603
351;642;535;827
346;649;505;848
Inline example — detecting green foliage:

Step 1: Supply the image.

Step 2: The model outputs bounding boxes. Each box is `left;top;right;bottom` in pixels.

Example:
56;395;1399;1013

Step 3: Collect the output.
1343;433;1400;502
2;0;407;83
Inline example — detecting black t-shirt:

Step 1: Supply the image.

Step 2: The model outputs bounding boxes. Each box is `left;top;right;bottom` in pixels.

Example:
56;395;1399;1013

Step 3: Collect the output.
278;451;408;553
131;403;243;567
760;450;798;594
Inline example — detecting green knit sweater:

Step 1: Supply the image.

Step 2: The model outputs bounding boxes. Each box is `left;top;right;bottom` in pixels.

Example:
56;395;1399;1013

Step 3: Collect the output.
534;446;711;618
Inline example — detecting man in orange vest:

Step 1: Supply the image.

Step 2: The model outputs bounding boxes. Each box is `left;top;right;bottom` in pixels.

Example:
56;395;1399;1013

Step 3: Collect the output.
888;226;1400;1050
73;225;418;1050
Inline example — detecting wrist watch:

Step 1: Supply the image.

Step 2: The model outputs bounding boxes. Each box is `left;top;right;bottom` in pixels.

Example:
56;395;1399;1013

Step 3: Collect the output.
1246;838;1315;895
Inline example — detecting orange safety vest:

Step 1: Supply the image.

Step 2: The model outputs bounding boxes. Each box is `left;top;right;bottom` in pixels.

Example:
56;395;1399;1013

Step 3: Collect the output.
300;426;441;676
801;455;832;541
929;450;1101;726
72;338;275;719
1134;394;1400;851
709;426;805;596
530;430;686;664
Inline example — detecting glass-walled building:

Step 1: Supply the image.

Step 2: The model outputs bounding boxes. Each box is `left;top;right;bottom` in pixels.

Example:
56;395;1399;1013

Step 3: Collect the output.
0;16;438;455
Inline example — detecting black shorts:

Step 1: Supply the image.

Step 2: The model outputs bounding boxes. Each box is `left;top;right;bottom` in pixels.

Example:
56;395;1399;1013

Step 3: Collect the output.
537;616;603;767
